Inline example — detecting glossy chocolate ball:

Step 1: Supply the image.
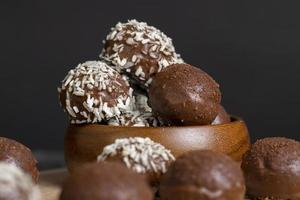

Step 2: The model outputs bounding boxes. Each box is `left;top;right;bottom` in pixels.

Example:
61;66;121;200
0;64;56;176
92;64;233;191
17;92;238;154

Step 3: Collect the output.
149;63;221;126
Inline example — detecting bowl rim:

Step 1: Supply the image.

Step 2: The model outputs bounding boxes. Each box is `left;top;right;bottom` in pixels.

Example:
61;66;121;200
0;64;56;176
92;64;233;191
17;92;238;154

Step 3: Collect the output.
68;115;245;130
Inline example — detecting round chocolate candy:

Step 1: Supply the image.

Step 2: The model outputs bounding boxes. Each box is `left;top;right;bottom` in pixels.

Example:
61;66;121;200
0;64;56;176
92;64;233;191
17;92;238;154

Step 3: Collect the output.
149;63;221;126
97;137;175;186
160;150;245;200
0;162;41;200
242;137;300;199
60;162;153;200
212;105;231;125
58;60;135;124
0;137;39;182
101;19;183;88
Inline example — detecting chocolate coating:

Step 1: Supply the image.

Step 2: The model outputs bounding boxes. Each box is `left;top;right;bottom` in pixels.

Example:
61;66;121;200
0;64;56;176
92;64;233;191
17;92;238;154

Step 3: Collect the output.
98;137;175;186
0;137;39;182
60;162;153;200
97;137;175;186
58;61;136;125
149;63;221;126
212;105;231;125
241;137;300;199
160;150;245;200
101;19;183;88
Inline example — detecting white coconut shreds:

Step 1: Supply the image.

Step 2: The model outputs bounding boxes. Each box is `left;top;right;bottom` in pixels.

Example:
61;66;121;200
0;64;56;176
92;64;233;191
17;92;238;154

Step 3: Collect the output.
100;19;183;87
58;61;160;126
97;137;175;174
58;61;135;124
0;162;41;200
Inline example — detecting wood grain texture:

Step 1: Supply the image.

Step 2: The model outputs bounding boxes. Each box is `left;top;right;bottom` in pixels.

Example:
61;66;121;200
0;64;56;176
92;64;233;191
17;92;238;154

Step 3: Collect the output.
64;116;250;172
39;169;68;200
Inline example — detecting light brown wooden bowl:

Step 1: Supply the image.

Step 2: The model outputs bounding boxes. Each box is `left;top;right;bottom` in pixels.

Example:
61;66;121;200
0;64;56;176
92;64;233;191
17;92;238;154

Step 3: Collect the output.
64;116;250;172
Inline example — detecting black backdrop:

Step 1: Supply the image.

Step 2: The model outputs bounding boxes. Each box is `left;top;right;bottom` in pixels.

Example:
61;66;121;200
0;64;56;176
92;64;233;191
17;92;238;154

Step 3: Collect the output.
1;0;300;151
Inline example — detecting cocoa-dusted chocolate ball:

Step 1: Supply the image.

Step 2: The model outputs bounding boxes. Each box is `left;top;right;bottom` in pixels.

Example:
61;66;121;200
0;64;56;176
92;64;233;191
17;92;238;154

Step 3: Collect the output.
241;137;300;200
0;162;41;200
100;19;183;88
160;150;245;200
60;162;153;200
212;105;231;125
97;137;175;186
0;137;39;182
58;61;136;125
149;63;221;126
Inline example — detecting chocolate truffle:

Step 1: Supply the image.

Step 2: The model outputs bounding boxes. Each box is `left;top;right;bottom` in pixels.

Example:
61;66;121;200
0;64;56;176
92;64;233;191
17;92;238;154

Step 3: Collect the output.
60;162;153;200
149;63;221;126
97;137;175;185
107;93;161;127
0;162;41;200
212;105;231;125
107;92;160;127
241;137;300;199
107;110;150;127
0;137;39;182
134;92;162;127
160;150;245;200
100;19;183;88
58;61;136;124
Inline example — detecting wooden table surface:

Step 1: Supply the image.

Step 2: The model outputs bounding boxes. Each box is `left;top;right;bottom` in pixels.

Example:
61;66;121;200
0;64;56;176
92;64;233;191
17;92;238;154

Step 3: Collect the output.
39;169;68;200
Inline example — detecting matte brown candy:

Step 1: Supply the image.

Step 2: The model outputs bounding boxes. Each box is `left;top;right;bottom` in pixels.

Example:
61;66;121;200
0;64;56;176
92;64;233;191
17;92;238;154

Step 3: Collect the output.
60;162;153;200
0;137;39;182
160;150;245;200
241;137;300;199
212;105;231;125
149;63;221;126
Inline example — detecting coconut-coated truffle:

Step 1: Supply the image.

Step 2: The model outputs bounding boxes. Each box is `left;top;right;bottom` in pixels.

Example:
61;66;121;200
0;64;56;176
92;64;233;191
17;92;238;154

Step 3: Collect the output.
160;150;245;200
107;91;159;127
97;137;175;186
0;162;41;200
60;162;153;200
107;92;160;127
58;61;135;124
134;92;162;127
101;19;183;88
212;105;231;125
0;137;39;182
149;63;221;126
241;137;300;200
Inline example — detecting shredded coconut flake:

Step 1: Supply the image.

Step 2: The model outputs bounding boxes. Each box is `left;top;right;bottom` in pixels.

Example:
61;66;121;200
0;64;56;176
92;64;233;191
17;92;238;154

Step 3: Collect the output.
97;137;175;174
58;61;135;124
100;19;183;87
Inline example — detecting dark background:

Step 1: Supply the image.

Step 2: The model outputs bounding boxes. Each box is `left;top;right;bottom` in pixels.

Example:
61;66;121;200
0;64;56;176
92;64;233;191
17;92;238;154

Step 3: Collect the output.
1;0;300;156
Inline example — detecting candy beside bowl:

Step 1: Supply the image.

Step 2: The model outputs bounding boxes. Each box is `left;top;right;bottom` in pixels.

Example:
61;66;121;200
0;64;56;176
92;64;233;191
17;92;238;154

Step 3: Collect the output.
64;116;250;173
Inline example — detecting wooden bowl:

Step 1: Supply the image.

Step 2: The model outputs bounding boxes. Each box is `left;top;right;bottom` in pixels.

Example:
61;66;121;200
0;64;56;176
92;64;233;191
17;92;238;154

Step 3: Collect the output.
64;116;250;172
